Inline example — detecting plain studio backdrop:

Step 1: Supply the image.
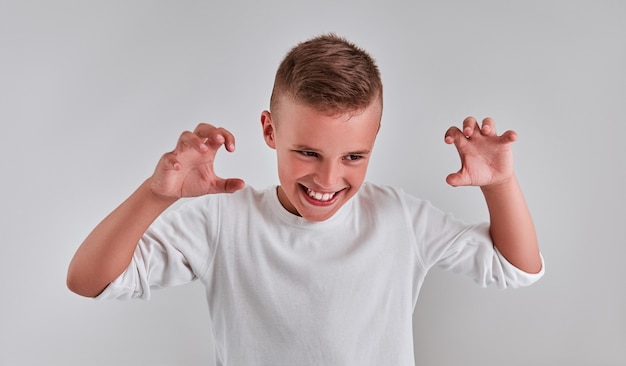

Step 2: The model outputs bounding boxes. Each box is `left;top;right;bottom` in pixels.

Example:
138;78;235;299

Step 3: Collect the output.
1;1;624;365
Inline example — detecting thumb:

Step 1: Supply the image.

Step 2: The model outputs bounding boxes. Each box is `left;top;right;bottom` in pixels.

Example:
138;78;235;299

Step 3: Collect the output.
219;178;246;193
445;171;470;187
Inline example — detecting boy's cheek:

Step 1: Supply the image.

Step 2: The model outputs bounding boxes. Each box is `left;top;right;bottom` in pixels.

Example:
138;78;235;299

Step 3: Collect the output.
279;157;308;176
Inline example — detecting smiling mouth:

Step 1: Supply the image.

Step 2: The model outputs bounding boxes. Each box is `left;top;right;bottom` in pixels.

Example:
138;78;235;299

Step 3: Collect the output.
300;185;340;202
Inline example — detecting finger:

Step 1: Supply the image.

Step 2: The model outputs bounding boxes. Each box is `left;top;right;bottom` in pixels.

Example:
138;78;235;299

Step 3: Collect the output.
445;171;470;187
193;122;216;136
480;117;497;136
159;152;182;170
177;130;209;153
213;177;246;193
205;132;225;150
215;127;237;152
194;124;224;149
500;129;518;143
194;124;236;152
223;178;246;193
462;116;479;137
444;126;466;145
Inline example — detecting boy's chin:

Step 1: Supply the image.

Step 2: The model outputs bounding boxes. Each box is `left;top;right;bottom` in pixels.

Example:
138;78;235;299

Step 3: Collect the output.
278;185;353;221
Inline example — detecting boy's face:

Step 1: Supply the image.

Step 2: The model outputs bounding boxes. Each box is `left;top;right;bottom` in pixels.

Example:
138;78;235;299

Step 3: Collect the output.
261;97;382;222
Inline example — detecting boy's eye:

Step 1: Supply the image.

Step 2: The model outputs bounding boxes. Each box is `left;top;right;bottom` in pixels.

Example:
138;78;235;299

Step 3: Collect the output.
345;154;363;161
299;151;319;157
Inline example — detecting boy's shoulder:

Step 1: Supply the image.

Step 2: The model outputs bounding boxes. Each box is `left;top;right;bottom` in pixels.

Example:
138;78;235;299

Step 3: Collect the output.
352;182;429;217
173;184;269;216
358;181;404;196
357;182;418;204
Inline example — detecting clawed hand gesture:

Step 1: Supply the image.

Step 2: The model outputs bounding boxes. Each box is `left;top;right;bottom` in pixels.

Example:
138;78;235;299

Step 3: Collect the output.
150;123;245;198
148;116;516;197
445;117;517;188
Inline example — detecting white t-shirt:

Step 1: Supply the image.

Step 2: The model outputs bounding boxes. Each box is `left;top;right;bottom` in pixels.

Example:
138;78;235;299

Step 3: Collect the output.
98;183;544;365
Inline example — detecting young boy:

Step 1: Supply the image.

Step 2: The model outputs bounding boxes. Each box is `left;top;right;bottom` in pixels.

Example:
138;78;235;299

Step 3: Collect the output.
67;33;543;365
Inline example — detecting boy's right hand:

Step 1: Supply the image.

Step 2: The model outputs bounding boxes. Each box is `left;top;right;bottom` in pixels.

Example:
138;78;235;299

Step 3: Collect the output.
150;123;245;199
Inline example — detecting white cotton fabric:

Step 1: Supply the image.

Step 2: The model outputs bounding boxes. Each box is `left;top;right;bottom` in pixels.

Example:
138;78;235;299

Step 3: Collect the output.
97;183;544;365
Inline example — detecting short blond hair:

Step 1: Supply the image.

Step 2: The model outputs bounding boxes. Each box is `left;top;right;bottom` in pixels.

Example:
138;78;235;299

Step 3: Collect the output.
270;33;383;114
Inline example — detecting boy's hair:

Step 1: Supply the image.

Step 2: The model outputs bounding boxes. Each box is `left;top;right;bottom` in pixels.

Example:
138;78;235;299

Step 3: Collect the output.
270;33;383;114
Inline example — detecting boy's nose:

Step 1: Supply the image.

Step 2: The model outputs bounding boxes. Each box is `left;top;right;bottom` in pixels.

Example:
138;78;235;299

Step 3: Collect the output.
314;161;342;188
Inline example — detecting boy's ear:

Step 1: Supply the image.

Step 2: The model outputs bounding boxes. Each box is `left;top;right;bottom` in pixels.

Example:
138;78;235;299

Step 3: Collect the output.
260;110;276;149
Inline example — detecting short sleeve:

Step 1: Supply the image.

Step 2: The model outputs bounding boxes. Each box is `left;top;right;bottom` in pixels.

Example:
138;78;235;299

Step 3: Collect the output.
96;195;221;300
402;192;544;289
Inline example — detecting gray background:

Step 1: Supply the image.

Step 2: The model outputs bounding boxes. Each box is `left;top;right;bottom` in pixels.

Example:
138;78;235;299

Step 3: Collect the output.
1;0;625;365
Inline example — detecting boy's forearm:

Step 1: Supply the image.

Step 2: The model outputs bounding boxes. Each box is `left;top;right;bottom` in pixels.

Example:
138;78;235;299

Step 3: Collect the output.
481;176;542;274
66;179;177;297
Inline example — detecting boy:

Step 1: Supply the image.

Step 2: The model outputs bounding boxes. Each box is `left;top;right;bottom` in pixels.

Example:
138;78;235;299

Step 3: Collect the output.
67;34;543;365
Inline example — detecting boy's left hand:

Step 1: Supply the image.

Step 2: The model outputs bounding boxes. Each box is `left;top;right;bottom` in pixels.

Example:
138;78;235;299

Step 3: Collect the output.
444;116;516;188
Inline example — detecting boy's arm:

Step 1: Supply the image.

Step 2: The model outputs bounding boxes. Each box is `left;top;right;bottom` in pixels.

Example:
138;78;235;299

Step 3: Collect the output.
444;117;542;274
66;124;245;298
480;176;541;273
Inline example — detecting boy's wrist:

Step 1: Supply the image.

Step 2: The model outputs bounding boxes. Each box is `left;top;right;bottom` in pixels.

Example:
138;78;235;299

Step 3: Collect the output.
479;175;517;196
143;178;180;206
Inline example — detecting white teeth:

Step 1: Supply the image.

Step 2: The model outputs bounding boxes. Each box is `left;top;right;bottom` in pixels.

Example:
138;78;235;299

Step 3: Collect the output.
307;188;335;202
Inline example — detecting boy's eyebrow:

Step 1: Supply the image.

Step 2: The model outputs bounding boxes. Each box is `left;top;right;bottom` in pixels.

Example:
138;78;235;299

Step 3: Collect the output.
292;145;372;155
344;149;372;155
